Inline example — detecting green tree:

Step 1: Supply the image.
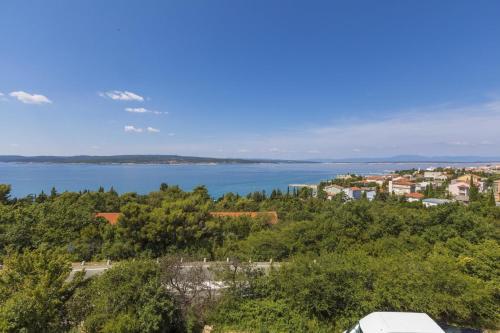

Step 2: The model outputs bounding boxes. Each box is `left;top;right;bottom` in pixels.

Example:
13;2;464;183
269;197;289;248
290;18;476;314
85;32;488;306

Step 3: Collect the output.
0;247;84;332
69;260;183;333
468;176;480;202
0;184;11;205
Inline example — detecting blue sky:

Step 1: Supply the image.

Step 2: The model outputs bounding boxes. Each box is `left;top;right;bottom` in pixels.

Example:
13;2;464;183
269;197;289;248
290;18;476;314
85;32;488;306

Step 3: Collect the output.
1;1;500;159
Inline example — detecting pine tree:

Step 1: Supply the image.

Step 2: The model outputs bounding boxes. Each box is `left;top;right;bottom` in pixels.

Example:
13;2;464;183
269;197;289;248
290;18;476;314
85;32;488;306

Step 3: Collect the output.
468;176;480;202
50;187;58;199
487;190;496;207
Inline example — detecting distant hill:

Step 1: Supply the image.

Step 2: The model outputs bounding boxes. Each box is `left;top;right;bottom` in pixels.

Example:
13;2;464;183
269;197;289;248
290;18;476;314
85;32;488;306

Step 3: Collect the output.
320;155;500;163
0;155;314;164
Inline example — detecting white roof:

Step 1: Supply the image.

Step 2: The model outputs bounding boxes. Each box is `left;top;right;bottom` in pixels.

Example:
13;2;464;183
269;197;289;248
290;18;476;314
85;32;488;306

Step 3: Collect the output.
359;312;444;333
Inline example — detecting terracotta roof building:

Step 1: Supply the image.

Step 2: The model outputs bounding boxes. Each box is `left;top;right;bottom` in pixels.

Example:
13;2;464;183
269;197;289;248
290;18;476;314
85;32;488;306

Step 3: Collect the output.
95;212;121;225
405;192;424;202
388;180;416;195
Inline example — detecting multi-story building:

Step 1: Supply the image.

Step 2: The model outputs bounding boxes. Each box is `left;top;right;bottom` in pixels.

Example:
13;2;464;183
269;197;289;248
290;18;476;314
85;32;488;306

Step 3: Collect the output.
388;180;416;195
448;181;470;198
494;180;500;202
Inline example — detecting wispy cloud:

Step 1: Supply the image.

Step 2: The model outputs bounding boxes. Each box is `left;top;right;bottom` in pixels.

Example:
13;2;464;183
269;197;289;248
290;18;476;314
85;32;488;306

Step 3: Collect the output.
175;98;500;159
147;126;160;133
255;99;500;158
125;107;166;114
125;107;148;113
124;125;143;133
100;90;144;102
9;91;52;104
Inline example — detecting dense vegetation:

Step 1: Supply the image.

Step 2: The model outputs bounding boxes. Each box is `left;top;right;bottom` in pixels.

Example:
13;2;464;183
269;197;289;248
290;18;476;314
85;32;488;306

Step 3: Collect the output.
0;183;498;332
0;155;311;164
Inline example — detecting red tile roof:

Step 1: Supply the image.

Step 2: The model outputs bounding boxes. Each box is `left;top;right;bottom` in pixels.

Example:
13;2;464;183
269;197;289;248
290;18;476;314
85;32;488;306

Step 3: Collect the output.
405;192;424;199
210;211;278;225
95;212;121;225
392;180;415;186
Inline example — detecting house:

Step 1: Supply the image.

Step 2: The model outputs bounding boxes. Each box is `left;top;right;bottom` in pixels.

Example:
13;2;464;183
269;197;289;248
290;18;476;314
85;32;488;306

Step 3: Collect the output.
405;192;424;202
493;180;500;202
342;187;362;200
365;175;386;186
423;171;447;180
455;174;485;192
323;184;344;199
364;190;376;201
422;198;453;207
388;180;416;195
210;211;279;225
415;181;430;192
95;212;121;225
448;181;471;198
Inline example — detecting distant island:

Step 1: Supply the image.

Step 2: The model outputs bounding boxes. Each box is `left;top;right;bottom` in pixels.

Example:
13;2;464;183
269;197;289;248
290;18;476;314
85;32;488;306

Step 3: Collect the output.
0;155;315;164
1;154;499;165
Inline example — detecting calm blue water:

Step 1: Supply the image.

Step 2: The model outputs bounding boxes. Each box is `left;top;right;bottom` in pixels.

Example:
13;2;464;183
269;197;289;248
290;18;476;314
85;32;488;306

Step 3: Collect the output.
0;162;482;198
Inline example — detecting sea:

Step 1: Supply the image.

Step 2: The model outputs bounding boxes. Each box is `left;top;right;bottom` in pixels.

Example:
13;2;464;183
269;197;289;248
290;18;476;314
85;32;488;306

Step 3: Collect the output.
0;162;486;199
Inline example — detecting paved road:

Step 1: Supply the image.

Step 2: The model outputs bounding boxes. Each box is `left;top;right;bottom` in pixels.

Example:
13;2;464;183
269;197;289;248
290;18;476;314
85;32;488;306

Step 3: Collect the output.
69;261;280;280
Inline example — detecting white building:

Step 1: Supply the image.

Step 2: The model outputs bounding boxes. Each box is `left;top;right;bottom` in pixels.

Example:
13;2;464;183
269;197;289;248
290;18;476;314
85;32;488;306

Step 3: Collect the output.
448;181;470;198
323;184;344;199
364;190;376;201
365;175;386;186
423;171;446;180
347;312;444;333
422;198;453;207
342;187;362;200
389;180;416;195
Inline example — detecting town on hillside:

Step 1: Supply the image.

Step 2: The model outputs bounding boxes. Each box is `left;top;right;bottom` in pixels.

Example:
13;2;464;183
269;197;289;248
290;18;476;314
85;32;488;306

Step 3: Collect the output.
292;164;500;207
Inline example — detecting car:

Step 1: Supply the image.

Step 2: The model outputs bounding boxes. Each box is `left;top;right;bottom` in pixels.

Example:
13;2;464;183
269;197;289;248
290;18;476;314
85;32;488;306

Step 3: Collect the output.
345;312;445;333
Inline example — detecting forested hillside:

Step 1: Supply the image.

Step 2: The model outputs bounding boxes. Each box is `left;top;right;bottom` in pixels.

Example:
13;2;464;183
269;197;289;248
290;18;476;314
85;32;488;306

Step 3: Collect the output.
0;183;498;332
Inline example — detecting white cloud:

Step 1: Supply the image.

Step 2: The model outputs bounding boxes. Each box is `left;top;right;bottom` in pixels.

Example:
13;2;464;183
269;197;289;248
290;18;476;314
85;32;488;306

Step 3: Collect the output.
101;90;144;102
125;107;149;113
147;126;160;133
259;99;500;158
9;91;52;104
182;98;500;159
125;107;166;114
124;125;143;133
